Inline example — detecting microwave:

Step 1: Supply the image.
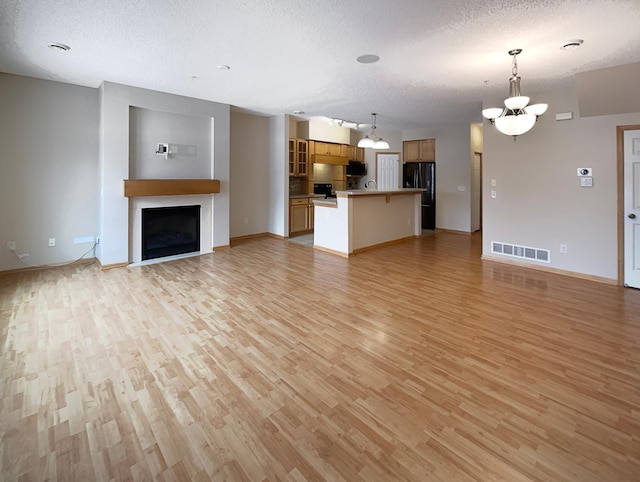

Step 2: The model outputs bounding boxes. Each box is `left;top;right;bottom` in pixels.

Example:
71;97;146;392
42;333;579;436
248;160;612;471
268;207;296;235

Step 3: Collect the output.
346;162;366;176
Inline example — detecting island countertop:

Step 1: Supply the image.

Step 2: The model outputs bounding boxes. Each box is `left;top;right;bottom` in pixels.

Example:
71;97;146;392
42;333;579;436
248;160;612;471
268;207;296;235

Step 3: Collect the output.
335;188;424;197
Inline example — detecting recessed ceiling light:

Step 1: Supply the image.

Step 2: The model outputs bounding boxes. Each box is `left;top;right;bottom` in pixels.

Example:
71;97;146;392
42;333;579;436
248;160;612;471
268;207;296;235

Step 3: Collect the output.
217;65;231;71
47;42;70;51
292;110;305;115
356;54;380;64
561;39;584;50
190;75;199;80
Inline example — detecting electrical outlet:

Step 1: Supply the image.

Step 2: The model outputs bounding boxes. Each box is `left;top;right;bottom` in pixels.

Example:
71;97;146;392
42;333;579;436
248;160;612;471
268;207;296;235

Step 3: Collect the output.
560;244;568;254
243;217;248;224
491;190;497;199
7;241;16;251
48;237;56;247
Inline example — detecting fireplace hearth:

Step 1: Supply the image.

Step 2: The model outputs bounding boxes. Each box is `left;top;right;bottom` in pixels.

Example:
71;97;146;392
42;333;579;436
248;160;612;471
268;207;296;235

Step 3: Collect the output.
142;205;201;260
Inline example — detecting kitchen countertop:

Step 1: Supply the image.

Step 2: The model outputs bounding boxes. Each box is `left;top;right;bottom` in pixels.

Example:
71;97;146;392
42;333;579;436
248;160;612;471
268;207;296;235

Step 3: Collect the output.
290;194;326;199
335;188;424;196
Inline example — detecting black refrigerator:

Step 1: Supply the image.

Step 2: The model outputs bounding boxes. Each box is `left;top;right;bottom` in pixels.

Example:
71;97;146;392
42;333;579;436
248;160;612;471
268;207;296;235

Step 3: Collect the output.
403;162;436;230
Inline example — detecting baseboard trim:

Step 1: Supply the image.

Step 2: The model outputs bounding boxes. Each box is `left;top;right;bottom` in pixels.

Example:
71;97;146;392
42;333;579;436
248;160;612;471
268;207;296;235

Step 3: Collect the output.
313;245;350;258
0;257;97;275
436;228;472;236
481;254;617;285
213;245;230;251
351;235;419;255
99;260;129;270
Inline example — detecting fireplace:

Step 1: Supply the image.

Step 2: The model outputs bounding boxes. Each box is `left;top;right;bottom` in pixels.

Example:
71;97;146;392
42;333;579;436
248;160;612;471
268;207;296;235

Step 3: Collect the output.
142;205;201;260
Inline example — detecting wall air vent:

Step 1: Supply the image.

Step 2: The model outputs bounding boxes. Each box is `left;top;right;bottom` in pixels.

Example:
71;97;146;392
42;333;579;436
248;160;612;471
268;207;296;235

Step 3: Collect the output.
491;241;550;263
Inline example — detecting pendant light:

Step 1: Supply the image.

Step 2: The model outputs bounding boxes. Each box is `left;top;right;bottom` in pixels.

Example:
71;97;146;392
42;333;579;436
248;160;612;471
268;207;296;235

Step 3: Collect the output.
358;113;389;149
482;49;547;139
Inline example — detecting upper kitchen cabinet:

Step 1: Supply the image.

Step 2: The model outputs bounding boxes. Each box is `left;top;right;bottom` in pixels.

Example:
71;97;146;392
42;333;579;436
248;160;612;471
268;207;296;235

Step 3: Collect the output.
309;140;348;165
314;141;342;156
289;139;308;176
341;144;355;160
403;139;435;162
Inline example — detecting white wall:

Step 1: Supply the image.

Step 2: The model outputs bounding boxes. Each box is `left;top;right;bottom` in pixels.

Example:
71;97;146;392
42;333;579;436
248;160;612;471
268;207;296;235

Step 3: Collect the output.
483;85;640;280
129;107;212;179
0;73;99;271
99;82;230;265
267;114;288;237
404;124;472;232
230;112;270;237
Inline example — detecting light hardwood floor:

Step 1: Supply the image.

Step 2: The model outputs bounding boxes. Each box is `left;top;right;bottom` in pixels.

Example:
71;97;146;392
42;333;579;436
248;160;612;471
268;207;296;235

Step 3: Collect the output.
1;232;639;481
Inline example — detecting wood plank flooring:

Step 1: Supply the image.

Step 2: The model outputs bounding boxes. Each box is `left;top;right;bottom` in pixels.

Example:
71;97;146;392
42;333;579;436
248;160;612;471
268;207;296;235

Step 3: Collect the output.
1;232;640;481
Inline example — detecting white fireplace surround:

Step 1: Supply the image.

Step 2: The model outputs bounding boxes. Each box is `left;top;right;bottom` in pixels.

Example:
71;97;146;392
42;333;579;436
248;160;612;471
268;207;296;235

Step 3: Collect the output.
130;194;213;264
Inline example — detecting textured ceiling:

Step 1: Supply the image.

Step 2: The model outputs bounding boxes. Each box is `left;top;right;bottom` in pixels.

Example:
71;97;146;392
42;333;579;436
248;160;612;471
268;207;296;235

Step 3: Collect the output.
1;0;639;130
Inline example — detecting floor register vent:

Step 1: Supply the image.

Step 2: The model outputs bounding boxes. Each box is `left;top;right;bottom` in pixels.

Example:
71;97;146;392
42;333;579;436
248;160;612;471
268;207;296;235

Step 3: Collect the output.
491;241;550;263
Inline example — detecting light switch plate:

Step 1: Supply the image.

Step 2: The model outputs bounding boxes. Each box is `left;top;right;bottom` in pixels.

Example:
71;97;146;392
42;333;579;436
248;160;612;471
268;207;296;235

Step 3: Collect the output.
580;177;593;187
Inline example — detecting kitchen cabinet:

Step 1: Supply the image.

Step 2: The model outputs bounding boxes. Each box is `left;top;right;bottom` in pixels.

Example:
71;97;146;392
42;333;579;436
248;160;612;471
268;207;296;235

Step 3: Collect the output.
341;144;355;160
403;139;435;162
289;197;314;235
355;147;364;163
289;139;308;176
314;141;342;156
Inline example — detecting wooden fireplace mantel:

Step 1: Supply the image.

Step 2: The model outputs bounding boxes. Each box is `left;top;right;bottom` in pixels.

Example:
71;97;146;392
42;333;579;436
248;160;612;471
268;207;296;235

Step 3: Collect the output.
124;179;220;197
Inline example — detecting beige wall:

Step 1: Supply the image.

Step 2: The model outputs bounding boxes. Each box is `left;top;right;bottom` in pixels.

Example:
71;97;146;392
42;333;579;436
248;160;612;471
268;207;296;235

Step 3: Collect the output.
482;86;640;280
404;124;472;232
0;73;99;271
230;112;271;237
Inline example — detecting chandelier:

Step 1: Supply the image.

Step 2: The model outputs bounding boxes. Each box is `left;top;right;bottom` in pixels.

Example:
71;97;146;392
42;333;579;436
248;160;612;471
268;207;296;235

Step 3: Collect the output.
482;49;547;138
357;113;389;149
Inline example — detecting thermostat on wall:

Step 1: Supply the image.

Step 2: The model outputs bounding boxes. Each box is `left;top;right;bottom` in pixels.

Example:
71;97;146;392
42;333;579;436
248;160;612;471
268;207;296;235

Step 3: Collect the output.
577;168;592;176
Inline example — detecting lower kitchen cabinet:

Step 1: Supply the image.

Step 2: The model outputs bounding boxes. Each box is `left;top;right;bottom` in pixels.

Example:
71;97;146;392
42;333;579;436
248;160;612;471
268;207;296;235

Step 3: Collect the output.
289;198;314;235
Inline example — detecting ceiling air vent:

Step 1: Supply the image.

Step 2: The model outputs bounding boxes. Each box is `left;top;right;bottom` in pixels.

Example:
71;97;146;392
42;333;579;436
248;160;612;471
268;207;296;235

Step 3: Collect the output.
492;241;550;263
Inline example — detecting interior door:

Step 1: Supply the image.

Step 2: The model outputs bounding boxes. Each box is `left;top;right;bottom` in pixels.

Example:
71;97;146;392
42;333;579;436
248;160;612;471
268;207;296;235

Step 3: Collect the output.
624;129;640;288
471;152;482;232
376;153;400;190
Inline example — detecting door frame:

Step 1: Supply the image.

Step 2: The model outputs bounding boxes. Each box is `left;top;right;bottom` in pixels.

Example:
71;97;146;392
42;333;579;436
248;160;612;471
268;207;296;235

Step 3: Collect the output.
616;124;640;286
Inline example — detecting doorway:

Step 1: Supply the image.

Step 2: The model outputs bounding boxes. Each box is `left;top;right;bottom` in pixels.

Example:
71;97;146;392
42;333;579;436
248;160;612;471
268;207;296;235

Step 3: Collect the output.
619;125;640;287
471;152;483;232
375;152;400;189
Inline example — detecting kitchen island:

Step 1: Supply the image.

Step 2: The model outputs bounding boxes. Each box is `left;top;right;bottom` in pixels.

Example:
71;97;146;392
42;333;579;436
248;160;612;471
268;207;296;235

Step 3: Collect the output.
312;188;424;257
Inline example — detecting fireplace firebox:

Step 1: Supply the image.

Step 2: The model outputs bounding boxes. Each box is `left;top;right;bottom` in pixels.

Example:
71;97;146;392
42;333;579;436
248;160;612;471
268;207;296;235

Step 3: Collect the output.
142;205;200;260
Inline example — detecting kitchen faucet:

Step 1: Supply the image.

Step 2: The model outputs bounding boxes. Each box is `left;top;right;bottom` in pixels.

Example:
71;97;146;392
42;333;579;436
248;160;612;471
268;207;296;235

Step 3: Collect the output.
365;179;377;189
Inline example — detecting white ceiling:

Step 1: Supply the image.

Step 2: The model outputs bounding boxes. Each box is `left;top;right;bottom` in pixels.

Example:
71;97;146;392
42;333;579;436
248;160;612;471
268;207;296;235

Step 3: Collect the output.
1;0;639;130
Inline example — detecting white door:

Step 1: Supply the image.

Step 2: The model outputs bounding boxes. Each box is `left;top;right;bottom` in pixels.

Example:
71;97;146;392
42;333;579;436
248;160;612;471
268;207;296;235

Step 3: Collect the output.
624;129;640;288
471;152;482;232
376;153;400;190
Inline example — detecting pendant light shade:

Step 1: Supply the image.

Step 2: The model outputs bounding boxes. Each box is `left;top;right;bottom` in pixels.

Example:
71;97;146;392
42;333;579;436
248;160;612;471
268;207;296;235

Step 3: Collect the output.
358;113;389;149
358;136;375;148
373;138;390;149
482;49;547;139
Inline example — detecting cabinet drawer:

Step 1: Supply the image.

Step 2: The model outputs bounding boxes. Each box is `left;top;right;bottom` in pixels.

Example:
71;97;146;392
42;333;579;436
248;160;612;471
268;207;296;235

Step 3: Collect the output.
290;198;309;206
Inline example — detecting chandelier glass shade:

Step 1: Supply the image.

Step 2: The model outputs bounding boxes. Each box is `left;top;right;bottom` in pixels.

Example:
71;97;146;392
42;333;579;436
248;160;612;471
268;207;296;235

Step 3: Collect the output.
482;49;547;138
357;113;389;149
